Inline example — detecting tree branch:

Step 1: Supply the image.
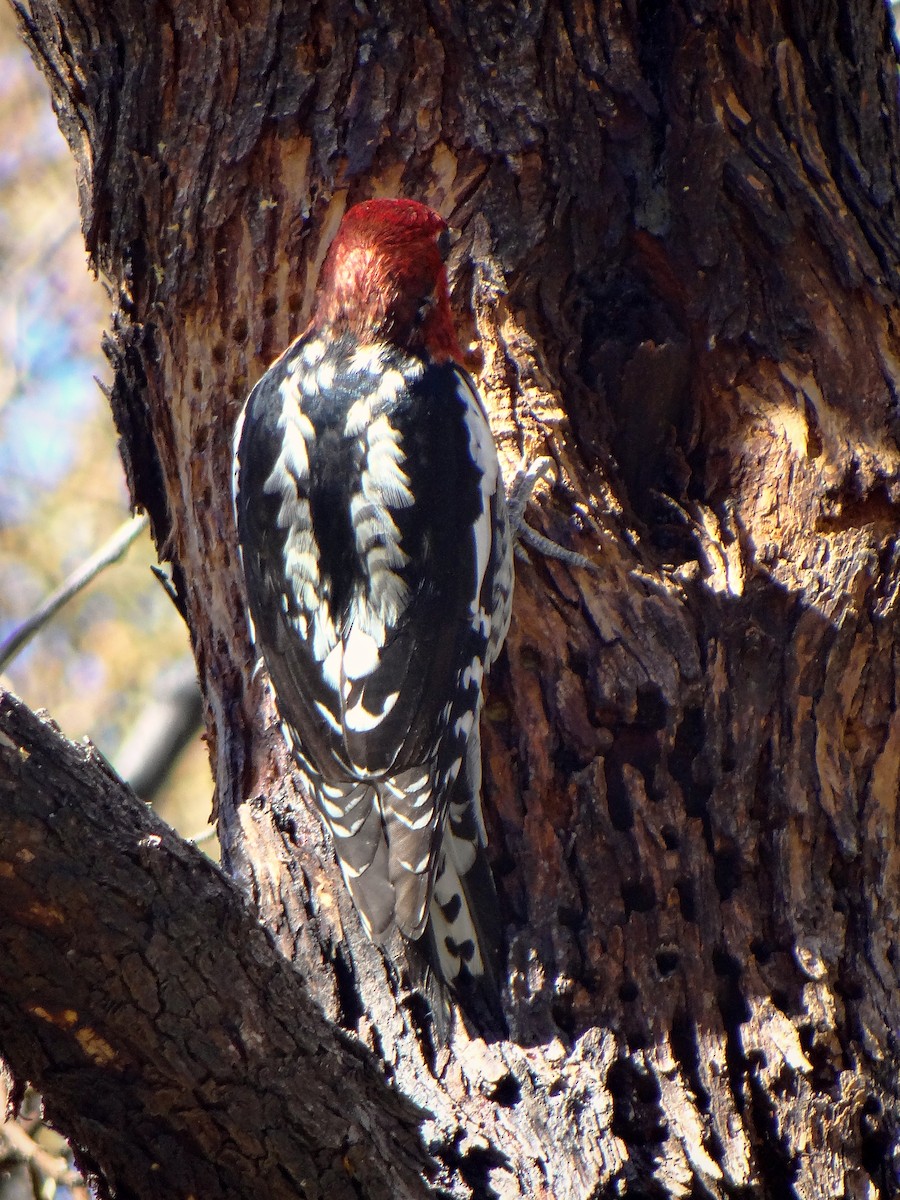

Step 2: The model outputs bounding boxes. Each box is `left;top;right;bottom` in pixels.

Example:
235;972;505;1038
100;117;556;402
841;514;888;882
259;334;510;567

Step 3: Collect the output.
111;657;203;801
0;514;149;674
0;690;432;1200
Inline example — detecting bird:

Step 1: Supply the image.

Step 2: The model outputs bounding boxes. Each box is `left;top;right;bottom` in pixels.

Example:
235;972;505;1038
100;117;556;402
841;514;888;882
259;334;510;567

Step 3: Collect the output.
232;198;512;1023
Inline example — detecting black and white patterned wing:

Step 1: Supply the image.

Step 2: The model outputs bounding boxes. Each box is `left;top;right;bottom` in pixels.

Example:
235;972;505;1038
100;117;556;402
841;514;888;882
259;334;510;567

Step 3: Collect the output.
233;341;506;942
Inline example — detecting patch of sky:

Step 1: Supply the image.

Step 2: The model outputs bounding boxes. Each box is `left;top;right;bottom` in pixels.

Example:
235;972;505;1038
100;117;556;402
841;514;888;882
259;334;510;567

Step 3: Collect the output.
0;318;101;524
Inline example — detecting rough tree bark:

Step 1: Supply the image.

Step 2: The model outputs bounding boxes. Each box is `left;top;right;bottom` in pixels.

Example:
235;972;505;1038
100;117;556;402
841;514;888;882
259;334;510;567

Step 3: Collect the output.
2;1;900;1197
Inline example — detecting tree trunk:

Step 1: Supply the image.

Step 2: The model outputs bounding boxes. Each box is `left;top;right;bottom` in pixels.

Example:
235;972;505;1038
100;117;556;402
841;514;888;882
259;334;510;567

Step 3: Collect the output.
4;0;900;1196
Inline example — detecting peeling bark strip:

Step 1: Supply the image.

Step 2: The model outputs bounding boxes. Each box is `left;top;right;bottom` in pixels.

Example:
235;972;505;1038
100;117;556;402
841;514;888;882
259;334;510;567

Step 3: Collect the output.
8;0;900;1196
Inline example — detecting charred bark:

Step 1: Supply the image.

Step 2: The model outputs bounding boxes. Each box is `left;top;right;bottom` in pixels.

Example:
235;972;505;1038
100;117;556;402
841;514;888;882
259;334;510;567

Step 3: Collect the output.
4;0;900;1196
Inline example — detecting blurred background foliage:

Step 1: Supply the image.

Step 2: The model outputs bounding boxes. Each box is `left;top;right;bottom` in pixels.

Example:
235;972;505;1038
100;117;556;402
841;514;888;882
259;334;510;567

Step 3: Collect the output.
0;5;214;1195
0;6;212;833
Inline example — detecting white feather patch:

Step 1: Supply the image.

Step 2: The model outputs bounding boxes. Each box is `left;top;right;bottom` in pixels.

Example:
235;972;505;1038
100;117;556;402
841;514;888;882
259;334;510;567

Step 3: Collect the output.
343;626;381;681
314;700;343;734
300;339;326;366
343;689;400;732
348;343;387;376
347;414;414;640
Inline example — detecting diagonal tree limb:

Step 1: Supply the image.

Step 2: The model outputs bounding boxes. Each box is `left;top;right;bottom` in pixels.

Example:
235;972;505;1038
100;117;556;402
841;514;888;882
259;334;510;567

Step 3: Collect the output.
0;690;434;1200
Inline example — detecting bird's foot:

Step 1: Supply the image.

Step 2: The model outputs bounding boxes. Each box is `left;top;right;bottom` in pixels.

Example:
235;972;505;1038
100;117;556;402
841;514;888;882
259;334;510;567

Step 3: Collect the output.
506;457;598;571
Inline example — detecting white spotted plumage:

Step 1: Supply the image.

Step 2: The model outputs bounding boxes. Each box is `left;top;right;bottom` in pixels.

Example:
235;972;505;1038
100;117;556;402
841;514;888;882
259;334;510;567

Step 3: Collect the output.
233;199;511;1025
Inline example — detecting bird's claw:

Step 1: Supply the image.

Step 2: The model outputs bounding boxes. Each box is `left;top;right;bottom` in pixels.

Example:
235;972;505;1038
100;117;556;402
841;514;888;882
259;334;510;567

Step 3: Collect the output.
507;457;597;572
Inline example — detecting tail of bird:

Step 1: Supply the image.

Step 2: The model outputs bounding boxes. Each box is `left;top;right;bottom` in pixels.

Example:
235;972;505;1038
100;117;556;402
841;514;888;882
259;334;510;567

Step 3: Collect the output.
309;732;507;1034
423;837;505;1033
416;747;506;1034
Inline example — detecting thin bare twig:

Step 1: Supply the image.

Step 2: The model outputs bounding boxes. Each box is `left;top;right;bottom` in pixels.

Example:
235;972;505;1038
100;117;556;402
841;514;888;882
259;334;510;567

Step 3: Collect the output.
0;513;150;674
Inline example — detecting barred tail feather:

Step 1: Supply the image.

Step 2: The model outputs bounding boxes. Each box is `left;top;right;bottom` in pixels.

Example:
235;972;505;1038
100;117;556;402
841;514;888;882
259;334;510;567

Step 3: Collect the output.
423;841;505;1033
311;741;506;1032
314;779;396;942
419;780;506;1031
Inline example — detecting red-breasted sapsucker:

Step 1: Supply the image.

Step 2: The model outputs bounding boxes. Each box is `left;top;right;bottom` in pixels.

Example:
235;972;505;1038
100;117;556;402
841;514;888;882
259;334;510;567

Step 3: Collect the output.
232;199;510;1019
